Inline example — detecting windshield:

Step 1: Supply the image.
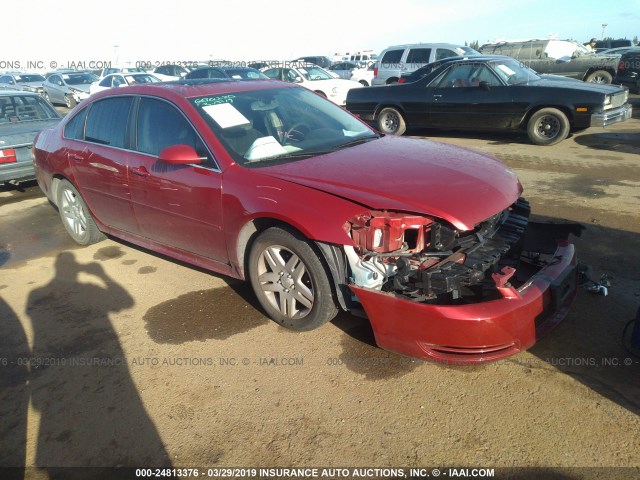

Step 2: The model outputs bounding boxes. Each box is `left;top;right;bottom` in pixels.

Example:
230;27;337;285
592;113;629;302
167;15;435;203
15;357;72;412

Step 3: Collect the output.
15;75;46;83
298;66;334;81
63;73;98;85
490;59;541;84
224;68;268;80
190;86;375;166
125;74;160;84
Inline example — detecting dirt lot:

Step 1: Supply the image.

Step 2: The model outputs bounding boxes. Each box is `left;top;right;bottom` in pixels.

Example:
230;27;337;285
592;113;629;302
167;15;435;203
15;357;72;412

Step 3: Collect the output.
1;98;639;480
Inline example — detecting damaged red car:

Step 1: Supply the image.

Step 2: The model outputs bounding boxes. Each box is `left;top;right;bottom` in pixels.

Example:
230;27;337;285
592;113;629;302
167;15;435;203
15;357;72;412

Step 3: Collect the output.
33;79;581;364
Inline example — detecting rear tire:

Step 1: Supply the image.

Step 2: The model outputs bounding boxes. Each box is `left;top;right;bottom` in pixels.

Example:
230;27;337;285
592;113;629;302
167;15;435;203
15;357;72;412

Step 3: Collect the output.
377;107;406;135
585;70;613;84
248;227;338;331
57;180;105;245
526;108;570;146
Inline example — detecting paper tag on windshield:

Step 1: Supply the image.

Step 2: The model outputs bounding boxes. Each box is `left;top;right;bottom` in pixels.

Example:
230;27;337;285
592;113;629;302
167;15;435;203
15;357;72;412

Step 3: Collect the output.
202;103;250;129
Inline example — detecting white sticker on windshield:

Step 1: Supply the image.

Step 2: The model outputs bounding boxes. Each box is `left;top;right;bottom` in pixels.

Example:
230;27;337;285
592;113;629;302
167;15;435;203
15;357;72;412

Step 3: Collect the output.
202;103;250;129
495;64;516;76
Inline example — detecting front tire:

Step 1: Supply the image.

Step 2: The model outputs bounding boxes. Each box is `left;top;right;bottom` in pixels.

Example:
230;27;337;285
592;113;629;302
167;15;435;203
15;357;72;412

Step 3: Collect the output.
526;108;570;146
377;107;406;135
585;70;613;84
57;180;105;245
64;95;77;108
248;227;338;331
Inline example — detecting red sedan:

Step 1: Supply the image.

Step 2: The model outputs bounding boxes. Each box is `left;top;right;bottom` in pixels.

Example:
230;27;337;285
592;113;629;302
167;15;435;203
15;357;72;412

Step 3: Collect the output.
33;79;581;364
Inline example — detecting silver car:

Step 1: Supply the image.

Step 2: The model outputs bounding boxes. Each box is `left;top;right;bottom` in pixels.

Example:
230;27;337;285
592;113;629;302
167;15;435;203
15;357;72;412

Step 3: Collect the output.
0;91;61;184
373;43;479;86
0;73;46;95
43;72;98;108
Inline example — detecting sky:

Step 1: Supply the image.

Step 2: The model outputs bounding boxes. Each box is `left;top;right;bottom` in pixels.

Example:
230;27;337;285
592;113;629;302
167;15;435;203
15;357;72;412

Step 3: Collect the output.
3;0;639;69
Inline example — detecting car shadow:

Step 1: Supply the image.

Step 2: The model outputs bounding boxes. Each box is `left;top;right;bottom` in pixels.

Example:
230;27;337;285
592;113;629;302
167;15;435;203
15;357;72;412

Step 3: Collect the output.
405;127;532;146
24;251;173;475
573;128;640;152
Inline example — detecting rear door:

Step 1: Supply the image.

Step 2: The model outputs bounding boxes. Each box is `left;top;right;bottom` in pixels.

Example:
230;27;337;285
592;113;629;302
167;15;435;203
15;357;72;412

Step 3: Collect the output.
67;96;139;233
404;47;432;74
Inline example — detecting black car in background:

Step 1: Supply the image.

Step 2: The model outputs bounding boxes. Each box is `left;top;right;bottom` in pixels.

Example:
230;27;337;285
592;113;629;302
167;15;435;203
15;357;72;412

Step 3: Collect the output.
616;50;640;93
346;55;632;145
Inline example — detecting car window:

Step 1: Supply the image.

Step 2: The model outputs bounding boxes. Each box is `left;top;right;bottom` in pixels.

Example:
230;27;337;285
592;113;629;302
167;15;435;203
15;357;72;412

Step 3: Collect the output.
380;49;403;64
435;49;456;61
64;73;96;85
406;48;432;64
99;77;112;87
64;107;89;140
190;86;374;166
283;68;302;82
112;76;125;87
207;69;226;79
0;76;14;84
545;41;577;60
0;95;59;123
135;97;212;167
85;97;133;147
263;68;281;80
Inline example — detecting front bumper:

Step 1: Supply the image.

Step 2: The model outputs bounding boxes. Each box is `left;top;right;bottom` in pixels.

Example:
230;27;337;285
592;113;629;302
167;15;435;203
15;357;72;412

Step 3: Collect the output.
72;91;90;102
350;242;577;364
591;104;633;127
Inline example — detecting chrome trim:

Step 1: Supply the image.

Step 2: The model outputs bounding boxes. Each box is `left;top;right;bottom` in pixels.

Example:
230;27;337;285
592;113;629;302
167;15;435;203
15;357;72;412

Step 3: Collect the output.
591;104;632;127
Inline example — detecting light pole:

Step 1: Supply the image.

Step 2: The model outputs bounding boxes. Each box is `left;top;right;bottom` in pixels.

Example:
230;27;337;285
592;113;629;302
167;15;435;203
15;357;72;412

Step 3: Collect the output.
601;24;608;40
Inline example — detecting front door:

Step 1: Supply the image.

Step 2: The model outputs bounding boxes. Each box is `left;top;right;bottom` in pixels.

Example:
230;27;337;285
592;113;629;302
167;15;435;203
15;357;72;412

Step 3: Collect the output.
127;97;227;263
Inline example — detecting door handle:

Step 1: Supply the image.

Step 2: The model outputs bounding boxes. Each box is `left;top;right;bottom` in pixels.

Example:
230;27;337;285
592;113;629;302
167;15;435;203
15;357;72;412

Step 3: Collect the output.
131;166;151;177
433;94;443;98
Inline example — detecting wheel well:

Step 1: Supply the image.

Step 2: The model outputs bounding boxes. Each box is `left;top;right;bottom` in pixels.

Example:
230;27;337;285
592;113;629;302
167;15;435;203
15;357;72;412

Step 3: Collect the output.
49;174;70;207
313;90;327;97
358;80;369;86
386;77;399;85
235;218;311;280
583;67;615;81
235;218;349;310
374;104;406;120
522;105;573;129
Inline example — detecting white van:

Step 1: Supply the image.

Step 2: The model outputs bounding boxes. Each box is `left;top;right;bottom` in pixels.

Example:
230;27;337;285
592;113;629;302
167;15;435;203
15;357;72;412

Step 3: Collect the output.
373;43;478;86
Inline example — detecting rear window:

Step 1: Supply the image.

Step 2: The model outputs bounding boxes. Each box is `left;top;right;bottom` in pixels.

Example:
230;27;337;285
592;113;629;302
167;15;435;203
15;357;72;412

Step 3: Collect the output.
85;97;133;148
406;48;432;64
380;49;404;64
0;95;60;124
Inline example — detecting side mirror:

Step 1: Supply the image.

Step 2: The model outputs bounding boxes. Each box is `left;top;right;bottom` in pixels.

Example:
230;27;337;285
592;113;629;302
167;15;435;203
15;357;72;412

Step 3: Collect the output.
294;76;304;83
158;144;205;165
479;81;491;91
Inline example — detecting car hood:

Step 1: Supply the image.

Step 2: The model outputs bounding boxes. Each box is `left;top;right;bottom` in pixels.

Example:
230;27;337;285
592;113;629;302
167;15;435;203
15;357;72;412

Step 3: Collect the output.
258;136;520;231
528;77;625;94
65;84;92;93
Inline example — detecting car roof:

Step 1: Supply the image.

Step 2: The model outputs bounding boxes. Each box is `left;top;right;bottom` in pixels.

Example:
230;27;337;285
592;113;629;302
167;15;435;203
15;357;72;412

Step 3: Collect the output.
382;43;471;49
0;90;42;96
88;79;297;102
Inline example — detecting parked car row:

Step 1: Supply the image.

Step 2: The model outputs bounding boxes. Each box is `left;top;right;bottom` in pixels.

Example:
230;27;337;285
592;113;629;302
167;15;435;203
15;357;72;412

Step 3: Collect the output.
346;55;632;145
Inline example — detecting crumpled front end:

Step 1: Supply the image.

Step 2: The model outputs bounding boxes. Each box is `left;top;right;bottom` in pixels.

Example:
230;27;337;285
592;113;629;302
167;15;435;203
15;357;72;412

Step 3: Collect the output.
343;198;581;364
